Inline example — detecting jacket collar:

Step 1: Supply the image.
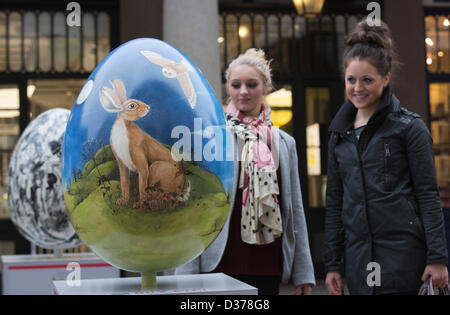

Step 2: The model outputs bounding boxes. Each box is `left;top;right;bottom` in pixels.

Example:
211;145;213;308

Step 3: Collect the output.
329;86;400;133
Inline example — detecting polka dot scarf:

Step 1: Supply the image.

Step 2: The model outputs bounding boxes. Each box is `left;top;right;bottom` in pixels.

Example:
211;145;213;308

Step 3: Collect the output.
225;101;282;245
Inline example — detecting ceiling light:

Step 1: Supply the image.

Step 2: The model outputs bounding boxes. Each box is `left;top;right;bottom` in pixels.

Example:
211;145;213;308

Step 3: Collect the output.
292;0;325;17
238;26;248;38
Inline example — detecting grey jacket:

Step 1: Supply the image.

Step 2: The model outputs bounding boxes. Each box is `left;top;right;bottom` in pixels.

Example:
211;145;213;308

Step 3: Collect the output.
175;128;316;287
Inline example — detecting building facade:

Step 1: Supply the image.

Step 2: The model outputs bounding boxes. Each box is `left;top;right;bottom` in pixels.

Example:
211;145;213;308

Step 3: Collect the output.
0;0;448;279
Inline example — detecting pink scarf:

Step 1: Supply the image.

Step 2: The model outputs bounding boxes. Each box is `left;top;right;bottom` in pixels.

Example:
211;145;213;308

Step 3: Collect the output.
225;102;282;245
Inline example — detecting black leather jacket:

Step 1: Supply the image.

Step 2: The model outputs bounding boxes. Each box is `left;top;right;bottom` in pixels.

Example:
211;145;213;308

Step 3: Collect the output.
324;87;448;295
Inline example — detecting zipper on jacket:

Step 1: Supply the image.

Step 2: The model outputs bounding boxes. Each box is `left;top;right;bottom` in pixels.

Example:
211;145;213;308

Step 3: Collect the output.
406;198;419;218
384;143;391;191
348;133;375;293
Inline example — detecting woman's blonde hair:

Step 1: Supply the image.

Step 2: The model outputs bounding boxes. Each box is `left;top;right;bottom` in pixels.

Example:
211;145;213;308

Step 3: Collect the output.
225;48;273;93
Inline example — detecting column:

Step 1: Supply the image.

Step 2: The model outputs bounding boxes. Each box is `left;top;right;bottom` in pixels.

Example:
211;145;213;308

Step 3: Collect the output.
383;0;428;119
120;0;163;42
163;0;222;101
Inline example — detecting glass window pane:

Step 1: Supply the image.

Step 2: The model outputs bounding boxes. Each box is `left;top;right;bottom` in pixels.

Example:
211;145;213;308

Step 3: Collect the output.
321;15;333;33
83;13;95;71
225;14;238;63
38;12;51;72
53;12;66;72
425;16;438;73
253;14;266;50
68;14;81;71
267;15;280;71
429;82;450;207
321;16;335;70
239;14;251;52
347;16;358;35
28;79;86;119
294;16;306;72
437;16;449;73
281;15;293;72
24;12;37;72
305;87;331;208
0;84;20;218
219;15;225;73
294;16;306;39
335;15;346;73
9;12;22;72
97;12;110;63
0;12;6;71
265;85;293;135
307;16;320;32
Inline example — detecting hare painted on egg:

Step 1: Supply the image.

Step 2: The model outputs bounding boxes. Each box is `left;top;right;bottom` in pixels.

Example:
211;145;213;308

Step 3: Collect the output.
99;79;180;209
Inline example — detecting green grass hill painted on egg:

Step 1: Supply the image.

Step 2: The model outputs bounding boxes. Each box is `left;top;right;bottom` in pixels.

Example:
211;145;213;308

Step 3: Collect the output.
64;144;230;288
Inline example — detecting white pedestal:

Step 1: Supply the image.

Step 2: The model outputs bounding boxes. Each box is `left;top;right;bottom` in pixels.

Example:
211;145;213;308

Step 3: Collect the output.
1;253;119;295
53;273;257;295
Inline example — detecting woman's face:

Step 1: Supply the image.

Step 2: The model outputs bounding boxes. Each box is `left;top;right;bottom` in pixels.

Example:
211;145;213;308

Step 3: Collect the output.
345;59;390;112
227;64;267;117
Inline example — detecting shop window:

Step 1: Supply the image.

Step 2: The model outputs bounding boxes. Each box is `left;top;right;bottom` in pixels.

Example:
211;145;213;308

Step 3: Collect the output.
265;85;293;135
28;79;85;119
267;15;280;70
305;87;331;208
219;11;360;76
429;82;450;208
0;10;111;74
425;15;450;74
224;14;239;65
53;13;66;72
0;85;19;219
9;12;22;72
239;14;252;53
254;14;267;52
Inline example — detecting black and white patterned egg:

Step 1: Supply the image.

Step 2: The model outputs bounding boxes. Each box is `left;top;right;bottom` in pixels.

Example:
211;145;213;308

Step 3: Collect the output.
7;108;81;249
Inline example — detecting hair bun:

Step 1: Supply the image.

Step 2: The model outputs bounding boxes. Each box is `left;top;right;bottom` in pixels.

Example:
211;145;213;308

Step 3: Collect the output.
343;19;397;77
346;20;393;51
244;48;267;61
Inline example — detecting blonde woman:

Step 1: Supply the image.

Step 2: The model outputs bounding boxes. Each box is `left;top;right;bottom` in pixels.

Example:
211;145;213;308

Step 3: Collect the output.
176;49;315;295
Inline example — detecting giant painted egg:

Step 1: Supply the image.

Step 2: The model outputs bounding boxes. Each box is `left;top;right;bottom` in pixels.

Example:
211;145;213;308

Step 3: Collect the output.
8;108;82;249
62;38;233;287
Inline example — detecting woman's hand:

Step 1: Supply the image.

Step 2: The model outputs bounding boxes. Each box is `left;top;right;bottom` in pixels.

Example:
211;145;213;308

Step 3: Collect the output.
325;271;344;295
295;284;313;295
421;264;449;289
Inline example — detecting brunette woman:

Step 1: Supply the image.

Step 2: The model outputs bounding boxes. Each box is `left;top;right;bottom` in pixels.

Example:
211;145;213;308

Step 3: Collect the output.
324;20;448;295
